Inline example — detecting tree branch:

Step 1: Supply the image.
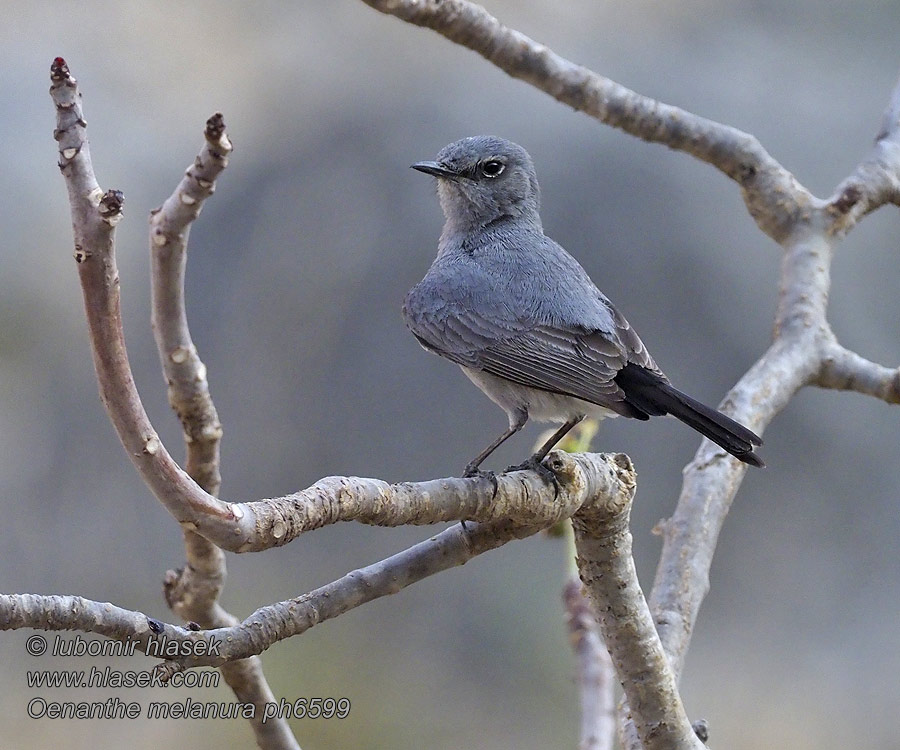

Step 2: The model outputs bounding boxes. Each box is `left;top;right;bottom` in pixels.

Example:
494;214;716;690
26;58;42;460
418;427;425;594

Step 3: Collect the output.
816;342;900;404
827;70;900;233
647;126;900;689
150;112;229;497
649;335;816;678
360;0;813;242
150;114;299;750
1;451;635;668
563;576;616;750
571;455;703;750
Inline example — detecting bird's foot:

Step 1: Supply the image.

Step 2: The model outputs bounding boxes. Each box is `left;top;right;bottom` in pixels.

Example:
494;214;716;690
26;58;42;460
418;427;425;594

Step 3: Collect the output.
463;463;495;480
505;456;559;487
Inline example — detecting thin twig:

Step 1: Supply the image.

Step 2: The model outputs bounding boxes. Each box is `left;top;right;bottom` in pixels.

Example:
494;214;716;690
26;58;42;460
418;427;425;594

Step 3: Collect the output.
150;114;299;750
150;112;229;496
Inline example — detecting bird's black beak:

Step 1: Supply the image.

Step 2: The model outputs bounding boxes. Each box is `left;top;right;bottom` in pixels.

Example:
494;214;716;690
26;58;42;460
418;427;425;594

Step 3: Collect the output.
410;161;459;180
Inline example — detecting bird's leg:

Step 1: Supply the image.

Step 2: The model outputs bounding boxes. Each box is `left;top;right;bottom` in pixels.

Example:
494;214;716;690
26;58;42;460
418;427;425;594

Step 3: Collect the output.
460;409;528;531
506;416;584;483
533;415;584;462
463;408;528;477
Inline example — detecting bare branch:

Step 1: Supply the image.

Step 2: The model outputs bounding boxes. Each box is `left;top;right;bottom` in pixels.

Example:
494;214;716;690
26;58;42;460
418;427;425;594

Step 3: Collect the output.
0;593;185;657
360;0;813;241
234;452;622;549
50;59;234;528
150;115;298;750
563;576;616;750
817;342;900;404
150;112;231;617
827;71;900;232
572;455;703;750
150;111;230;496
648;229;830;680
0;454;634;667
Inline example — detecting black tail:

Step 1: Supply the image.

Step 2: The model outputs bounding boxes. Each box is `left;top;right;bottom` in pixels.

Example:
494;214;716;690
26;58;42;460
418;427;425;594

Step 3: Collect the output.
614;364;764;467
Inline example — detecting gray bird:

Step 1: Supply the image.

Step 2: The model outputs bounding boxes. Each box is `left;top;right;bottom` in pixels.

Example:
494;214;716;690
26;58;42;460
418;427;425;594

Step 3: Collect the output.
403;136;763;476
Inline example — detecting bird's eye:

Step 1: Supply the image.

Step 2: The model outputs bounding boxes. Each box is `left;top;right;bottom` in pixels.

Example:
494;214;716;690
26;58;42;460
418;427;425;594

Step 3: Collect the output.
480;160;505;178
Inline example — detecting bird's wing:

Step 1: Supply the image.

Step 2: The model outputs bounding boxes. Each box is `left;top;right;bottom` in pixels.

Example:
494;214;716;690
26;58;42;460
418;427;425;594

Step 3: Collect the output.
403;241;663;413
601;298;660;373
409;304;643;414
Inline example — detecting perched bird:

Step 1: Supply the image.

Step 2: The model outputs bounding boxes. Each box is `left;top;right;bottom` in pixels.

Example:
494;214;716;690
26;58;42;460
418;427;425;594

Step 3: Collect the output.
403;136;763;476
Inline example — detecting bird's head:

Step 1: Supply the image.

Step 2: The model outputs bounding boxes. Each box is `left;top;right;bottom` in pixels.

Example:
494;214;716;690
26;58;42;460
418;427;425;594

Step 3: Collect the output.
412;136;541;232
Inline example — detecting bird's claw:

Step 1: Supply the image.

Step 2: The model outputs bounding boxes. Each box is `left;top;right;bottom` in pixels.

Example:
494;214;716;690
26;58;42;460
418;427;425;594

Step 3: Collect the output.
463;464;495;480
506;456;559;487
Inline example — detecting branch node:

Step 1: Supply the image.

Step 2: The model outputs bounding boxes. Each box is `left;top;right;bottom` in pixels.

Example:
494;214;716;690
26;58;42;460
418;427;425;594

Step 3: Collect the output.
98;189;124;221
163;567;182;608
692;718;710;743
204;112;233;155
205;112;226;140
546;450;580;486
154;660;185;685
737;162;757;182
169;345;191;364
830;184;861;215
143;435;161;455
147;617;164;634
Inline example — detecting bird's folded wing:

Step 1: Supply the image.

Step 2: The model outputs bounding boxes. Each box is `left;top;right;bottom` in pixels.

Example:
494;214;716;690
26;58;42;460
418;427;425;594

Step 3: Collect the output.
410;306;637;409
601;299;657;372
478;326;630;406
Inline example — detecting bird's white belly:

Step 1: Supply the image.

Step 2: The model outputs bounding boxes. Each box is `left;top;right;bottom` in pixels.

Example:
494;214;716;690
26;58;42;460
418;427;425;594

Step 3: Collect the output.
461;367;618;424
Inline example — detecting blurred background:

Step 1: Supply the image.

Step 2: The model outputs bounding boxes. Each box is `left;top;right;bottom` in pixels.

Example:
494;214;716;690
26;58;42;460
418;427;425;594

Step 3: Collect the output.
1;1;899;748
